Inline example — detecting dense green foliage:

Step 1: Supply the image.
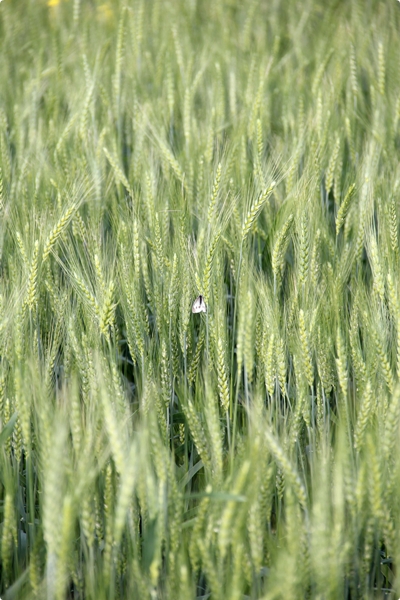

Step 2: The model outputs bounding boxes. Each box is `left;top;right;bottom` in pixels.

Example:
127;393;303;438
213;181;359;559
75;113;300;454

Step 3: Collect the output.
1;0;400;598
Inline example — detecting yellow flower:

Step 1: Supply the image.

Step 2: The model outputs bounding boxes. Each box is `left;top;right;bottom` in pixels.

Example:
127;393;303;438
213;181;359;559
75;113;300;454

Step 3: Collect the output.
97;3;113;22
47;0;61;6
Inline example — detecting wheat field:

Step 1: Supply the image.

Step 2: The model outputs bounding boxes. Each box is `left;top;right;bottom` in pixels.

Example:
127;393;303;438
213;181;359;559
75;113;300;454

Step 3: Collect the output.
1;0;400;598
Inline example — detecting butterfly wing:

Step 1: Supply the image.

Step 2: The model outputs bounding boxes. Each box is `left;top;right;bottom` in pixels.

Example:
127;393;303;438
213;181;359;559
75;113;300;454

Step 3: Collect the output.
192;295;207;313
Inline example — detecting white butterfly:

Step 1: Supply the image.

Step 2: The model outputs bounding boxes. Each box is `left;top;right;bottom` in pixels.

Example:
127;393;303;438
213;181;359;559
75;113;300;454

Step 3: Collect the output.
192;295;207;313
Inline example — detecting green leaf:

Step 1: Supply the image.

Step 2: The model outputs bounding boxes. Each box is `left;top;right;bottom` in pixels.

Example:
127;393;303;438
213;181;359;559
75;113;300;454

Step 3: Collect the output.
0;412;18;447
